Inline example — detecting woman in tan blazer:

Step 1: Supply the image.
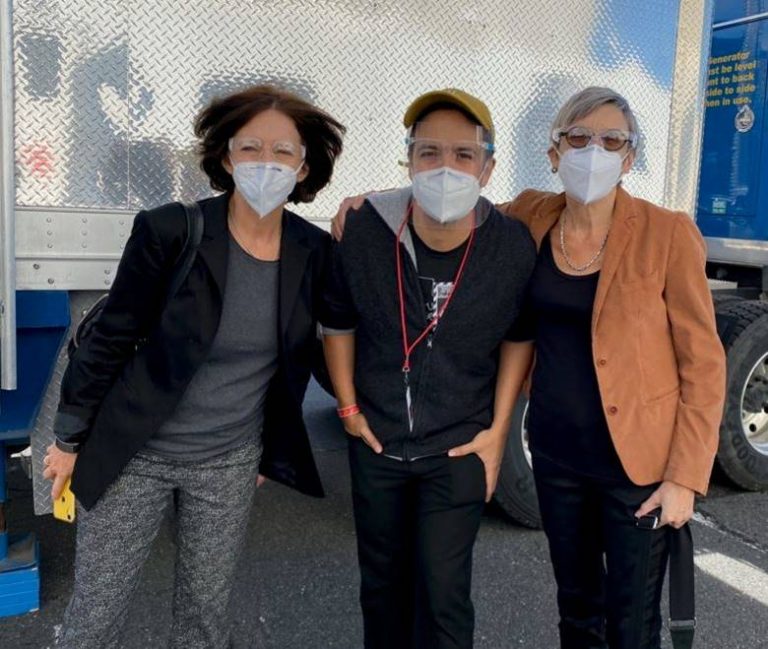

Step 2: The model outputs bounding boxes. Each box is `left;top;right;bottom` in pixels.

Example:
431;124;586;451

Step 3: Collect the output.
494;87;725;649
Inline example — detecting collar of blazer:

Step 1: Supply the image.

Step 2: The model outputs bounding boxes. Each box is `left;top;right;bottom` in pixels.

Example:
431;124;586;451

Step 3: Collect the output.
196;192;314;337
524;186;639;334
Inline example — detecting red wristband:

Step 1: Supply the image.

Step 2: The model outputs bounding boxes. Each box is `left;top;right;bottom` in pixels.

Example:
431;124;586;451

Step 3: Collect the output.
337;404;361;419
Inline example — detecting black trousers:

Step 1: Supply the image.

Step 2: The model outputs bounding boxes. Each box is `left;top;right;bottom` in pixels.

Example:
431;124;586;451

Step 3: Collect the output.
348;438;487;649
533;455;670;649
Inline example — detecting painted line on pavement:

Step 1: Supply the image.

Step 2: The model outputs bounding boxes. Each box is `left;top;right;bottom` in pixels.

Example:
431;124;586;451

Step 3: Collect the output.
695;552;768;607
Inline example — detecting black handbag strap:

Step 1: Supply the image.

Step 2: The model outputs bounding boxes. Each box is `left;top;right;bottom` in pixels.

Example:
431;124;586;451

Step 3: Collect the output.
167;201;205;299
669;523;696;649
68;201;205;357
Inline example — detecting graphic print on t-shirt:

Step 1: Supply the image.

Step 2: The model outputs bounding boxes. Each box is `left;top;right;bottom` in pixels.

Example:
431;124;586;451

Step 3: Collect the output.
409;222;465;326
420;277;455;321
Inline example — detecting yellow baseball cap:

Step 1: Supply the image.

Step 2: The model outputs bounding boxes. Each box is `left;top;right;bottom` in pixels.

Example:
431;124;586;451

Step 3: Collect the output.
403;88;494;139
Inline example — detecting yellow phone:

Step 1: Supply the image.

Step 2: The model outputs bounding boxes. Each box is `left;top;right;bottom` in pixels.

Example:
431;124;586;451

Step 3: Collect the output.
53;478;76;523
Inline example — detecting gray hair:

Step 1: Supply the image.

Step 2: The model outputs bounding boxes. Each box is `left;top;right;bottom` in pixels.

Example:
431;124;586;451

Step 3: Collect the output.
550;86;639;149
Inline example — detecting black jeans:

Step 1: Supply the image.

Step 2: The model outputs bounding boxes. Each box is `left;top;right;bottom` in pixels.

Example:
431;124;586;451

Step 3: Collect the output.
533;454;670;649
348;438;487;649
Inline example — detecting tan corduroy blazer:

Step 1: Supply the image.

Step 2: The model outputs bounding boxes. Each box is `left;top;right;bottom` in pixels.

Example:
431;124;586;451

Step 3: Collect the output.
498;188;726;495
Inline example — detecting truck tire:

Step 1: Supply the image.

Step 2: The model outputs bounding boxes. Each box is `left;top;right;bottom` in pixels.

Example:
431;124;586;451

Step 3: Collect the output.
712;292;743;310
494;395;541;528
716;300;768;490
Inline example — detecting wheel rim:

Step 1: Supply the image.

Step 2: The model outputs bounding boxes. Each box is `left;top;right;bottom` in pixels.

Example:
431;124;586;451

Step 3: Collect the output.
741;352;768;457
520;400;532;469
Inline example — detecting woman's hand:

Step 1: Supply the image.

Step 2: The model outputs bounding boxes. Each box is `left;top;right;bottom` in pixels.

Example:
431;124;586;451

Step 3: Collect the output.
448;427;507;502
43;444;78;500
256;474;268;488
331;194;368;241
635;480;695;529
342;412;382;454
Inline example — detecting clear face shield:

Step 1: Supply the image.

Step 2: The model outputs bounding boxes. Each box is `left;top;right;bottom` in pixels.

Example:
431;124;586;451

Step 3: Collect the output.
404;124;494;230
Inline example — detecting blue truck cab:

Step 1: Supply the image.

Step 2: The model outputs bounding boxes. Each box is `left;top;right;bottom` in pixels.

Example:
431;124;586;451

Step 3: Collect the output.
697;0;768;493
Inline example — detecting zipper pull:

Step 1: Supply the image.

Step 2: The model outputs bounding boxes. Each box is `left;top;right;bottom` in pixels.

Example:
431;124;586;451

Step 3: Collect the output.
403;366;414;432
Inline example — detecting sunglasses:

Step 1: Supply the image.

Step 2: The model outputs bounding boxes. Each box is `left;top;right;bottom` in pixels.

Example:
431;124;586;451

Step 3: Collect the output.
552;126;637;152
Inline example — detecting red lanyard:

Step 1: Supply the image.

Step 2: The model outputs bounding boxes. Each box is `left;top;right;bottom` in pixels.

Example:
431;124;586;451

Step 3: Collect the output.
395;204;476;375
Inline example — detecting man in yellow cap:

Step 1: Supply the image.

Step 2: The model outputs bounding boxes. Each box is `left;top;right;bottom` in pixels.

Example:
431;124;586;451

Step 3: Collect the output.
321;89;536;649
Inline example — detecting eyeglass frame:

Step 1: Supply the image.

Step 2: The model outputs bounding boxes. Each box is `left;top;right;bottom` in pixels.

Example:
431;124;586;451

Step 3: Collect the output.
551;126;638;152
227;136;306;162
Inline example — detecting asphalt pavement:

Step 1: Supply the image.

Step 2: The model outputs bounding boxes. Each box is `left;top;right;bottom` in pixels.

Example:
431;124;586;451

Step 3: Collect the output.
1;381;767;648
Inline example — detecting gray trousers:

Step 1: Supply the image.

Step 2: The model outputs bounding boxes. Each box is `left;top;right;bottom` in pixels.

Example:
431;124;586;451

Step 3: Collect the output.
58;441;260;649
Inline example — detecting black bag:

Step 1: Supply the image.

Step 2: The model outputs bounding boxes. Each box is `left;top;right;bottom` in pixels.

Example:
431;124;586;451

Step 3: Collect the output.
67;202;205;358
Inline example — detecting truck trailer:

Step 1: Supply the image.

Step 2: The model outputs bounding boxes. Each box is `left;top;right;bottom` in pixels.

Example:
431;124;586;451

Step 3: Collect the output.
0;0;764;616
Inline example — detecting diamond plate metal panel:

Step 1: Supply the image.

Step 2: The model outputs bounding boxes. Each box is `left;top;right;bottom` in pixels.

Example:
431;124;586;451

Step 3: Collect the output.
13;0;704;227
29;291;103;515
665;0;715;214
10;0;711;511
14;0;129;208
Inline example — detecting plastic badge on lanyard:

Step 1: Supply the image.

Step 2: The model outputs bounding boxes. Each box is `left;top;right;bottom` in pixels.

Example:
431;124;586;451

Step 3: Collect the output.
394;203;476;431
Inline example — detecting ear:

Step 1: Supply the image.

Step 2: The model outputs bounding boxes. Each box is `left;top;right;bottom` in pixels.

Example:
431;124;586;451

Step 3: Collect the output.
622;149;636;175
222;154;233;176
297;161;309;183
547;146;559;171
479;157;496;188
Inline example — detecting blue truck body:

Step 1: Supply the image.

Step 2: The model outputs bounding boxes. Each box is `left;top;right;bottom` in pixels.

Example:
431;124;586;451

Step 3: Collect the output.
698;1;768;244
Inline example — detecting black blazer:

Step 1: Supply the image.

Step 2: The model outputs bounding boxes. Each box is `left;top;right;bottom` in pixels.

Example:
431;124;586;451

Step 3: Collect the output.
55;193;330;510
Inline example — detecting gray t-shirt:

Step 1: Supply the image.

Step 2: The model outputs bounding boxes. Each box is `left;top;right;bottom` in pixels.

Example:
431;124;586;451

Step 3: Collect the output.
145;235;279;461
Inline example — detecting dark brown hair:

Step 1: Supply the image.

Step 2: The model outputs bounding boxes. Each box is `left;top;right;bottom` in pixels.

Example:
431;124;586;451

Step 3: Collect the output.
194;85;346;203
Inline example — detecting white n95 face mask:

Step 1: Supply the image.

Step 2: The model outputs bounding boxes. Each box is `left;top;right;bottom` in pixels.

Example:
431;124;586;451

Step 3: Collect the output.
232;161;301;217
412;166;481;224
557;145;624;205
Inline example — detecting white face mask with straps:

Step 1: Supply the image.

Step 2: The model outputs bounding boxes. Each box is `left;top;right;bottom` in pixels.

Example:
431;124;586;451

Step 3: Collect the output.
232;160;303;217
411;165;484;224
557;145;625;205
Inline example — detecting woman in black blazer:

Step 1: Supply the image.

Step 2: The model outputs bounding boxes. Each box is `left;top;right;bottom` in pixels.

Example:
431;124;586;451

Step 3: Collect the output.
43;85;345;649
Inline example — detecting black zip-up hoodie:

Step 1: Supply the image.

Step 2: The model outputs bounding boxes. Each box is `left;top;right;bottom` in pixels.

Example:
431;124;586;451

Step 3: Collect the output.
321;188;536;460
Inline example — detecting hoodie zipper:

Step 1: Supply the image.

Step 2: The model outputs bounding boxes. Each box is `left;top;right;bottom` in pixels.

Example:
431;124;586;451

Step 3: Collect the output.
401;246;428;443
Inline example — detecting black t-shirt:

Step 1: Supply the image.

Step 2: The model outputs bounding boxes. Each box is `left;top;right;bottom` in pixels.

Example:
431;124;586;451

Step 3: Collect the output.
409;223;531;342
409;223;467;323
523;231;628;482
